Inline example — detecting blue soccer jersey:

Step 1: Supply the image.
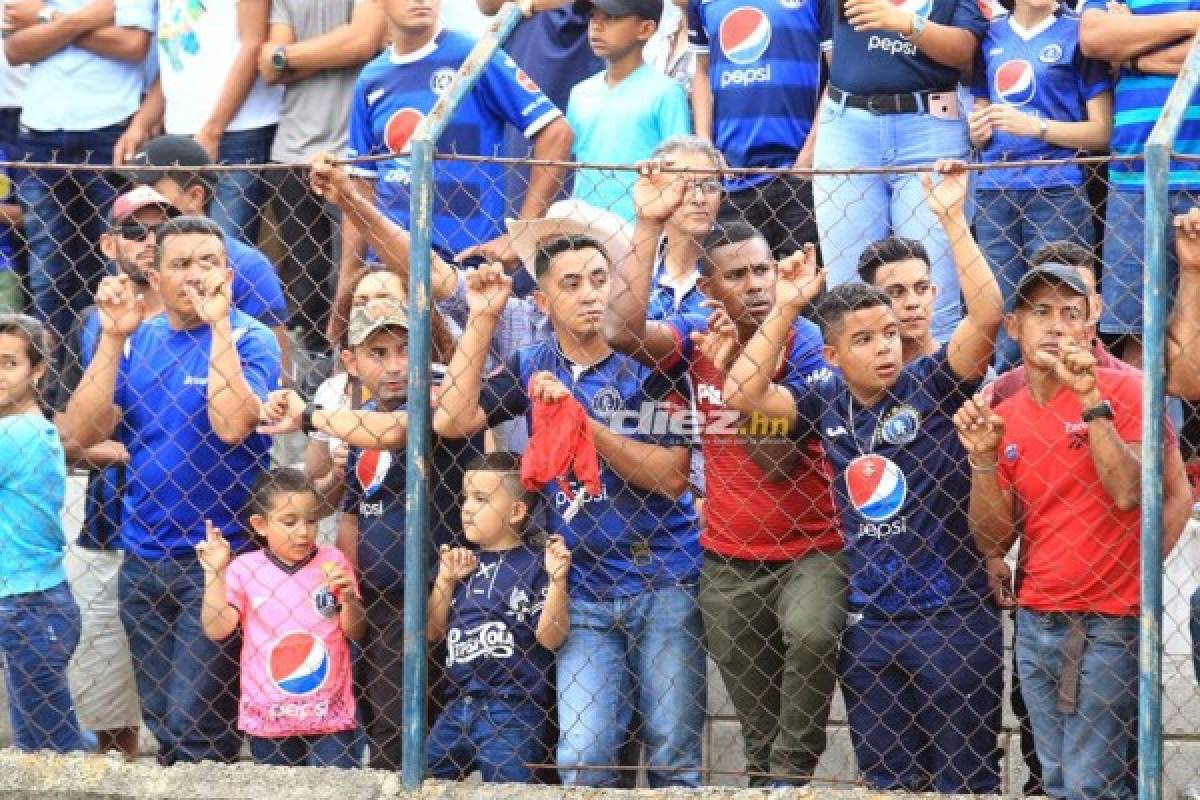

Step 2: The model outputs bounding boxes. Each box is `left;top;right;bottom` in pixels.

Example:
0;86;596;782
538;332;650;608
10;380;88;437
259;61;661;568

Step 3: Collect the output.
782;349;990;617
971;11;1110;190
828;0;988;95
347;31;562;256
688;0;829;190
480;342;701;600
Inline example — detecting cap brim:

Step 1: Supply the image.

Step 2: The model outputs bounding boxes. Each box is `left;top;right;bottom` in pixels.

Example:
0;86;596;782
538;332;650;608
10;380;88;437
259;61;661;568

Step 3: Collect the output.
505;199;634;280
348;318;409;347
1014;268;1089;308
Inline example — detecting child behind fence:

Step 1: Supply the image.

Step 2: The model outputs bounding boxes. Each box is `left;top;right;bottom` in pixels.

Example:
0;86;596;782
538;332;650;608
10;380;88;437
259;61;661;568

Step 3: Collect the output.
0;314;86;752
197;467;364;768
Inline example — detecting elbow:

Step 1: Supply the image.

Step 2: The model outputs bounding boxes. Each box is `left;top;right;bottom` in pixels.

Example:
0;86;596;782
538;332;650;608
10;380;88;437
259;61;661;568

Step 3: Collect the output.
1079;15;1117;60
1167;372;1200;402
1114;489;1141;514
120;31;151;63
536;629;567;651
534;119;574;159
4;41;30;67
605;321;638;355
660;466;691;500
433;408;483;439
722;378;754;414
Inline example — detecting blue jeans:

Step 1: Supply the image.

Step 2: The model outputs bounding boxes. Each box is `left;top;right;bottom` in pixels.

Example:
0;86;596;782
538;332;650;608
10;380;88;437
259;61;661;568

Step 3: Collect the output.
248;729;360;768
118;554;241;765
0;583;85;752
1015;608;1138;800
975;186;1095;370
209;125;275;246
814;96;971;342
556;584;706;787
16;122;123;366
839;604;1003;793
427;696;548;782
1191;587;1200;684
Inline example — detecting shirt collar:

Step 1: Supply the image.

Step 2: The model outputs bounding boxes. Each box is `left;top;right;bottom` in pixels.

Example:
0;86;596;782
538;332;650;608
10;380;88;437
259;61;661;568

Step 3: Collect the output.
264;546;318;576
1007;13;1056;41
389;31;441;64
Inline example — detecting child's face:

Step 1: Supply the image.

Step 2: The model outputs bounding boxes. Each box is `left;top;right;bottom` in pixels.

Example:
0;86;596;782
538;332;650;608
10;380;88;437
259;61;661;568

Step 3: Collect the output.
461;470;525;550
0;333;42;415
252;490;321;565
588;9;654;60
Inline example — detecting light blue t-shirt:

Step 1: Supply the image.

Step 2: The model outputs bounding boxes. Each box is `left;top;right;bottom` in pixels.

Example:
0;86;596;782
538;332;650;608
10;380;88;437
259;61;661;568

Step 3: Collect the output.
567;64;692;220
0;413;68;597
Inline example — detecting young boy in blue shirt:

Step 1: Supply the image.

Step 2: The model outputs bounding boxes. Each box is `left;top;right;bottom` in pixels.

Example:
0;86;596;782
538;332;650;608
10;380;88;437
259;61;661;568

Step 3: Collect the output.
568;0;692;220
426;451;571;783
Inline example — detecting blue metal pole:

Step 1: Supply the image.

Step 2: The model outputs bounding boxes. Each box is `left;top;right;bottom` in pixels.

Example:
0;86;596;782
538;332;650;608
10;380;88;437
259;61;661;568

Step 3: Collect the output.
399;2;525;789
1140;33;1200;800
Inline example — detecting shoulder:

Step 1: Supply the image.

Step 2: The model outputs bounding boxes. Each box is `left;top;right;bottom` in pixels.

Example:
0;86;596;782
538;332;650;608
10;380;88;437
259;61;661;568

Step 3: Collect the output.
357;51;394;83
229;311;279;350
1098;367;1142;399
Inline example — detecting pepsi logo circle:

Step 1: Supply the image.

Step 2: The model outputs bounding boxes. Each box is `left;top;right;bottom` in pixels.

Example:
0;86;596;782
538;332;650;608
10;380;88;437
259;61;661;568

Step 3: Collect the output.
356;448;393;498
845;454;907;522
994;60;1036;107
515;69;541;94
719;7;771;65
384;108;425;155
269;632;330;696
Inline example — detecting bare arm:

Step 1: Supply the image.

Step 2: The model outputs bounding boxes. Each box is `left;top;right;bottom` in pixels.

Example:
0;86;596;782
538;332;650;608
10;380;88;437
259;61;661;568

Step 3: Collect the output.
535;575;570;650
1135;36;1196;76
207;316;264;446
197;0;270;152
606;213;686;370
1079;387;1142;511
590;423;690;498
200;567;240;641
74;24;150;62
691;53;712;141
426;570;457;643
433;307;501;438
722;303;801;423
1167;210;1200;399
60;332;124;450
338;592;366;642
278;1;385;72
911;21;978;71
967;460;1018;559
1080;7;1200;63
115;77;164;166
3;0;112;65
1163;442;1191;557
330;179;373;343
336;513;360;569
309;407;409;450
518;117;573;220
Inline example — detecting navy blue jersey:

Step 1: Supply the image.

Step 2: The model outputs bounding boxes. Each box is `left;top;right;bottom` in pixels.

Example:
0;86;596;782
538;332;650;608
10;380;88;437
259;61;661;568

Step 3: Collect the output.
971;12;1110;190
347;31;562;257
782;349;990;617
829;0;988;95
443;544;553;704
342;402;484;595
480;342;701;600
688;0;830;190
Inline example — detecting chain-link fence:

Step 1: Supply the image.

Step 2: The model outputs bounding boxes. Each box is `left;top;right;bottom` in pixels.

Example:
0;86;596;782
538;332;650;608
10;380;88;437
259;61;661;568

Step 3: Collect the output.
0;147;1194;799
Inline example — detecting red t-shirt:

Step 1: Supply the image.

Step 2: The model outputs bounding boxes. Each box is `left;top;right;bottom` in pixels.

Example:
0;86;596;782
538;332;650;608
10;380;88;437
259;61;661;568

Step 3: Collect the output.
664;315;841;561
994;369;1143;616
985;339;1131;407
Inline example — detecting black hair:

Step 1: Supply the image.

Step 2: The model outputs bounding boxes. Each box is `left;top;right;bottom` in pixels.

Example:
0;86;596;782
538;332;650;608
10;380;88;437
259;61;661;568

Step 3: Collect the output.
698;220;768;277
813;282;893;341
247;467;318;521
533;234;609;280
1030;241;1098;279
0;313;49;370
158;170;216;208
856;237;931;285
154;215;227;268
464;451;537;527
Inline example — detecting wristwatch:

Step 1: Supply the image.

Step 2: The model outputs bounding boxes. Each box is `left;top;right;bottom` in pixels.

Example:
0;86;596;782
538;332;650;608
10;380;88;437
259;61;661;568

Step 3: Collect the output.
1081;400;1115;423
270;45;289;72
1036;117;1050;140
36;8;58;24
301;402;318;434
904;12;927;40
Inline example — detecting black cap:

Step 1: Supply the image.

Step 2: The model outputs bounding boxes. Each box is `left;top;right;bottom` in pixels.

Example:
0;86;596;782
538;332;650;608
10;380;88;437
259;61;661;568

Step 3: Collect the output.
575;0;663;21
124;134;214;186
1013;263;1090;309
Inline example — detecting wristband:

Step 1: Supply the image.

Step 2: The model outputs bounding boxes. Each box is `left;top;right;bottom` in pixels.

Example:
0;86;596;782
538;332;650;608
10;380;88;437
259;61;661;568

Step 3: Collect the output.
968;457;997;473
301;402;318;435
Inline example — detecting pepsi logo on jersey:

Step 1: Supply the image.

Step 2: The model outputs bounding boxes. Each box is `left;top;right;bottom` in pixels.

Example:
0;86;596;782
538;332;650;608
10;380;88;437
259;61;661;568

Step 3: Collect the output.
718;7;772;87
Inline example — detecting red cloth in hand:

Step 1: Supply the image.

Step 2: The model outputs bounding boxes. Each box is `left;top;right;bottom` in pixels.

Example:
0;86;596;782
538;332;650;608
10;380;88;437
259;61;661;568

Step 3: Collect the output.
520;390;603;500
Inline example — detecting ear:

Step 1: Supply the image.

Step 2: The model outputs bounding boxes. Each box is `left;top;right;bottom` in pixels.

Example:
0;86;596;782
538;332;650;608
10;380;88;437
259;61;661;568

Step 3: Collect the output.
1003;312;1019;341
822;342;839;369
1088;295;1103;327
638;17;657;40
30;361;46;388
186;184;208;215
99;233;117;262
248;513;269;536
340;348;358;378
145;267;162;293
532;287;549;316
508;498;529;528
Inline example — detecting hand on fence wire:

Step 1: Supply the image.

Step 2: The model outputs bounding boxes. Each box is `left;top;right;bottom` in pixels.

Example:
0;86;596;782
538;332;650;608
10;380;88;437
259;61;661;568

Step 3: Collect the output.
774;242;823;313
920;159;971;221
195;519;232;575
95;275;146;338
309;152;354;206
257;388;307;435
633;159;687;225
953;393;1006;460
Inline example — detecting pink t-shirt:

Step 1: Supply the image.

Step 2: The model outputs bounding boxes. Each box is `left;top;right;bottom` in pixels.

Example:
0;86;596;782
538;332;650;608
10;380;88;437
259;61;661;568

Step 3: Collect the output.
225;546;358;737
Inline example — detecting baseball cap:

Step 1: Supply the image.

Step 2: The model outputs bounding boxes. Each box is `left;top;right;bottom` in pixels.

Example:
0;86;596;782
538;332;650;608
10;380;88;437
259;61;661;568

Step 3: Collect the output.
109;186;179;225
347;298;410;347
505;198;633;280
1013;263;1090;309
575;0;663;21
125;134;213;186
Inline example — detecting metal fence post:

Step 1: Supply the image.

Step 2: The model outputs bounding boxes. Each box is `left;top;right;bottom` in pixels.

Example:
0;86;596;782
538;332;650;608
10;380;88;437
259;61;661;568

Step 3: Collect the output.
1141;33;1200;800
400;3;526;789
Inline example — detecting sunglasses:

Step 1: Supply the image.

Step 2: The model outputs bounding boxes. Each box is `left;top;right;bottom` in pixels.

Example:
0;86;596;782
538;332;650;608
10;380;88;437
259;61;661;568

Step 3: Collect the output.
111;222;159;241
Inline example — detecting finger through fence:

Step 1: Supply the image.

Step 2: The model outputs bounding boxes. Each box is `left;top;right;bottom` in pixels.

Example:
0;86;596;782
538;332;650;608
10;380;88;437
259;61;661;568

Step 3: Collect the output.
0;148;1194;797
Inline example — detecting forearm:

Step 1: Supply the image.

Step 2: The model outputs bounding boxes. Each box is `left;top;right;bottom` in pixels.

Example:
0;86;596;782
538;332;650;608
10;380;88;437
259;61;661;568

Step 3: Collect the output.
61;335;124;448
200;44;264;140
535;578;570;650
0;204;20;228
75;25;149;62
201;572;239;640
338;594;366;641
127;77;165;136
1041;117;1111;152
1085;419;1142;510
968;464;1017;558
590;423;688;497
606;217;663;363
282;20;384;71
914;24;977;71
272;325;293;387
1163;446;1191;556
434;312;497;435
1167;267;1200;399
426;577;455;642
724;304;796;412
65;439;127;470
1081;9;1200;63
311;407;408;450
518;121;572;220
313;469;345;518
207;319;263;444
943;213;1002;328
1136;36;1195;76
4;2;111;66
691;58;713;141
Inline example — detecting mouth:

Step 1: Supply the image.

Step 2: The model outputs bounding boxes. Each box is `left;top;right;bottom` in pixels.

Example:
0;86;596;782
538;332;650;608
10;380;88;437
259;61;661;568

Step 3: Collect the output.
875;362;899;379
579;310;603;323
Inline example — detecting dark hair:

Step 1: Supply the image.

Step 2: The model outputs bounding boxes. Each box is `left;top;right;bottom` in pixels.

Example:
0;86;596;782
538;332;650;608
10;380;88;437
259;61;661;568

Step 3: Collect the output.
856;237;931;285
328;262;454;361
154;215;227;268
0;313;50;369
533;234;609;280
159;170;215;207
698;220;768;277
464;451;537;525
813;282;893;340
247;467;317;521
1030;241;1098;279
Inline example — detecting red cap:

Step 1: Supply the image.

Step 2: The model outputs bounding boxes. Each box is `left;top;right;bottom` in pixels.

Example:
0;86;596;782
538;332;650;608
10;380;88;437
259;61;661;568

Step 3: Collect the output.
110;186;178;224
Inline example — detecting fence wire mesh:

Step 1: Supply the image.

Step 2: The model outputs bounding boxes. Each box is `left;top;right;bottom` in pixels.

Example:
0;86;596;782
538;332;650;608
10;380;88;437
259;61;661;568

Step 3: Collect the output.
0;148;1195;798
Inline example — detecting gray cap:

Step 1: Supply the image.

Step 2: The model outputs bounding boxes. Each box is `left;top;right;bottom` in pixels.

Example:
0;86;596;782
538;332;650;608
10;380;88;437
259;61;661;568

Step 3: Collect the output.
1013;263;1089;309
347;298;409;347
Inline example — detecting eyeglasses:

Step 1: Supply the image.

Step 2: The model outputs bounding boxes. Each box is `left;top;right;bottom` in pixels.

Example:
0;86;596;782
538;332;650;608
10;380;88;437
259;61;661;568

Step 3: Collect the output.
682;178;723;195
111;222;158;241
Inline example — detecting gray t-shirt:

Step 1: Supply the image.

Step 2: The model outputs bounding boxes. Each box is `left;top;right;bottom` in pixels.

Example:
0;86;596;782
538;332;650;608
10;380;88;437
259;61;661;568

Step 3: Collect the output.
269;0;372;161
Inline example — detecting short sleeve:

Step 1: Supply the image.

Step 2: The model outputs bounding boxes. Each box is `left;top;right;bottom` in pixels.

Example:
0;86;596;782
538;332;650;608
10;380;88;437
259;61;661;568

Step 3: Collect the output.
224;558;248;616
347;75;379;179
269;0;294;27
1077;48;1112;101
235;321;283;401
480;352;531;429
948;0;989;39
779;370;827;441
230;244;289;327
687;0;709;51
342;449;362;512
969;46;989;99
479;50;562;139
782;318;826;381
114;0;155;31
657;80;693;139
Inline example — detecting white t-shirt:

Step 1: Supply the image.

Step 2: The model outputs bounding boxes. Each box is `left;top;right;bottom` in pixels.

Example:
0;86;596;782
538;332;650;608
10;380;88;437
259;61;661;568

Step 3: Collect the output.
0;49;27;109
156;0;282;134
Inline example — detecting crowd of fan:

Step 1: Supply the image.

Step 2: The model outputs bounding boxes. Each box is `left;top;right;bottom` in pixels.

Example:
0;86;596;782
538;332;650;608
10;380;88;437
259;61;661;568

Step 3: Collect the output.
0;0;1197;796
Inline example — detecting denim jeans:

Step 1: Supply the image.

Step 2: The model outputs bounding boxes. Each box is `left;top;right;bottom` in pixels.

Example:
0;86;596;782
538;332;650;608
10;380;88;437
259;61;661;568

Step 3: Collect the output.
975;186;1096;370
118;554;241;765
839;604;1003;793
1191;587;1200;684
16;122;123;367
209;125;275;246
248;729;360;768
813;97;971;342
427;696;548;782
556;583;706;787
0;583;85;752
1015;608;1138;800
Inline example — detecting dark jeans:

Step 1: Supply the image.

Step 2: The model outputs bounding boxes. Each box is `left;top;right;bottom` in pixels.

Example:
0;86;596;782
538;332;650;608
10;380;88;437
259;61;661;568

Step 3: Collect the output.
427;696;548;782
118;554;241;765
248;730;360;768
719;174;820;261
210;125;276;246
356;589;406;771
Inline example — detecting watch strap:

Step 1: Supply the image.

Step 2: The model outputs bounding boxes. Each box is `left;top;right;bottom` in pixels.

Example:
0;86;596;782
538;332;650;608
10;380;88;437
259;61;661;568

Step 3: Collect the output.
1081;400;1114;423
301;402;317;434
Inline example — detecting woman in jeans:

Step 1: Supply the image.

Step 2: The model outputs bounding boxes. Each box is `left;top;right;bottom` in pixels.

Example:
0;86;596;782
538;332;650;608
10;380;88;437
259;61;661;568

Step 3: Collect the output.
0;313;84;752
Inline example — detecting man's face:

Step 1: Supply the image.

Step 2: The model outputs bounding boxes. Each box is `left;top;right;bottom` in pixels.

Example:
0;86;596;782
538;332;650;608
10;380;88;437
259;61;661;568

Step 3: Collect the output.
665;150;721;240
383;0;438;35
102;206;170;284
148;232;227;320
700;237;775;325
1008;281;1090;367
352;272;404;312
346;327;410;408
824;305;904;397
535;247;612;339
871;258;935;343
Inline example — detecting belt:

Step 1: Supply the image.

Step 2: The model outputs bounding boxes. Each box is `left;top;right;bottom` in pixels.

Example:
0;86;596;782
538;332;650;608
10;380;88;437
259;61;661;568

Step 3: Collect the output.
827;85;955;115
